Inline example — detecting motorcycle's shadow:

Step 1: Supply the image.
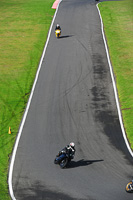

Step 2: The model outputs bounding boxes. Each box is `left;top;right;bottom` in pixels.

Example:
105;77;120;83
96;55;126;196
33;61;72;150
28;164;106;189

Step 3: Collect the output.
59;35;74;39
66;159;104;168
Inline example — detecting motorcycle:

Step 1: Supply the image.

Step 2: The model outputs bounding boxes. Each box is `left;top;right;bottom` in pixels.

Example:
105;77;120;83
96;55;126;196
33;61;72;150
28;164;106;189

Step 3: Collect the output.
126;180;133;193
54;152;71;169
55;29;61;38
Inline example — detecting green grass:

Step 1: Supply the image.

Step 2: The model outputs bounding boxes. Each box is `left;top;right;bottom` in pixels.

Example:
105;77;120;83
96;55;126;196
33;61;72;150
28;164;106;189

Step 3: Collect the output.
0;0;55;199
98;0;133;149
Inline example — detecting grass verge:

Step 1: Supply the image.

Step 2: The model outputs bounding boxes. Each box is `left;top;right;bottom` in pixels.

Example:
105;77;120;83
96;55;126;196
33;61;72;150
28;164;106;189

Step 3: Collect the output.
98;0;133;149
0;0;55;199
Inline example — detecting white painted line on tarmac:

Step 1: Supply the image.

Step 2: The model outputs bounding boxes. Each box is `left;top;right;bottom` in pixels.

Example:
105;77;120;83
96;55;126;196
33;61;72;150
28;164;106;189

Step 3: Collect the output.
96;3;133;158
8;1;62;199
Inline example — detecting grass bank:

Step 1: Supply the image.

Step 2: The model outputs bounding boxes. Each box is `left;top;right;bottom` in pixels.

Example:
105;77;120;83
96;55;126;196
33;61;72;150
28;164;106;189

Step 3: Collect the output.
0;0;55;199
98;0;133;149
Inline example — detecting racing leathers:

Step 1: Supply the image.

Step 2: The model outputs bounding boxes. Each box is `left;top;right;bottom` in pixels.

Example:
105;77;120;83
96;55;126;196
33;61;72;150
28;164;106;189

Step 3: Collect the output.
58;145;75;159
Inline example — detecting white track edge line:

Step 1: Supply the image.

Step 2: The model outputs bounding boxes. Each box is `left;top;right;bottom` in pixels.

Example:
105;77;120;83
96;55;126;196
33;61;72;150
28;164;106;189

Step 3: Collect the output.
96;3;133;157
8;1;62;200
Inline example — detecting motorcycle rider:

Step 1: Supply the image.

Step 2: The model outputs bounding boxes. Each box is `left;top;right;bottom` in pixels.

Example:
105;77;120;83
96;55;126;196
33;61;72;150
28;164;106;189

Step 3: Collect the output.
57;142;76;159
55;24;61;31
130;180;133;189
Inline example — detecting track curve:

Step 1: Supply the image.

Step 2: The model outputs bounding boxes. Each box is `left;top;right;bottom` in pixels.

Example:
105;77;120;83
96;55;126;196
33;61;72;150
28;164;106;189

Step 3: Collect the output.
11;0;133;199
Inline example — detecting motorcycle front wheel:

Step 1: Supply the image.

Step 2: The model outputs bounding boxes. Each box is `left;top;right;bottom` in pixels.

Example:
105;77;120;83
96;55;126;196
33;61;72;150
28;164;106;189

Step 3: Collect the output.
126;182;133;193
54;158;58;164
60;158;68;169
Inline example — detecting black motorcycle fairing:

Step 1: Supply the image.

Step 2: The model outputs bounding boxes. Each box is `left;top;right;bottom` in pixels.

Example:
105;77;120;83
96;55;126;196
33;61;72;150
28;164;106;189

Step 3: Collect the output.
54;153;71;168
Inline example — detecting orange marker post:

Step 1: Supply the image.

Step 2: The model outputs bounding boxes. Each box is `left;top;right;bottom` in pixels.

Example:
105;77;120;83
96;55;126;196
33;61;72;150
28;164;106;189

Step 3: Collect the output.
8;127;11;134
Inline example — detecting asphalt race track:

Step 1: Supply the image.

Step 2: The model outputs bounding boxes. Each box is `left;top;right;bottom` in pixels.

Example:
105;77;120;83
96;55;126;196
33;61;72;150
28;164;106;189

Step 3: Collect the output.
12;0;133;199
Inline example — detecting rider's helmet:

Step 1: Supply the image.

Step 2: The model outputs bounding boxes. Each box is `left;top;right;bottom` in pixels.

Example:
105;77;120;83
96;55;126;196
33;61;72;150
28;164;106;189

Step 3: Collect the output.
70;142;75;148
57;24;60;28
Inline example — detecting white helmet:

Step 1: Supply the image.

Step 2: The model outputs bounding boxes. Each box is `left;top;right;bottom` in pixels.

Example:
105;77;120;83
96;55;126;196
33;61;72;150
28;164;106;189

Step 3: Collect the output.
57;24;60;28
70;142;75;148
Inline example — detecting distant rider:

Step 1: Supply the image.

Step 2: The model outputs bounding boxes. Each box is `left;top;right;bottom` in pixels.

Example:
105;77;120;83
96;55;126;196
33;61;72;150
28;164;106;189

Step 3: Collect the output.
55;24;61;31
57;142;76;159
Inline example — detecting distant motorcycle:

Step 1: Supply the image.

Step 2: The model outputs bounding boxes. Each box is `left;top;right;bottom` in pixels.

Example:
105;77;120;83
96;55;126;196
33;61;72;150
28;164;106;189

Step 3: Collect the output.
54;152;71;169
55;29;61;38
126;180;133;193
